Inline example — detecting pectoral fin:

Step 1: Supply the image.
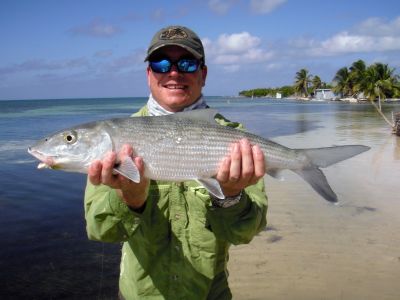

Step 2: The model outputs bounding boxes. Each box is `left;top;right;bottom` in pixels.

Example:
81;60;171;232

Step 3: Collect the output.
113;157;140;183
197;178;225;199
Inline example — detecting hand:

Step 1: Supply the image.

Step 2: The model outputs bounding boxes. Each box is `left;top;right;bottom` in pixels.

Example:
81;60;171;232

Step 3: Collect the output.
88;144;149;210
216;138;265;197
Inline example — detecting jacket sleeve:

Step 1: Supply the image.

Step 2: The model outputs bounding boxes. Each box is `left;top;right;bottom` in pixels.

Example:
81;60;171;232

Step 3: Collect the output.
84;179;143;243
206;178;268;245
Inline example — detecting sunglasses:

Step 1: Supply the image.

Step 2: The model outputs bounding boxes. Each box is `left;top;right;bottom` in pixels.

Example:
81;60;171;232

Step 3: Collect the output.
149;58;201;74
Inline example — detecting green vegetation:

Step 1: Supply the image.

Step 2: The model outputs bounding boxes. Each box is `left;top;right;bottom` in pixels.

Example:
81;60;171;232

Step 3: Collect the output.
240;59;399;101
240;70;331;99
332;60;400;101
294;68;311;97
239;86;295;98
332;60;400;128
240;59;400;131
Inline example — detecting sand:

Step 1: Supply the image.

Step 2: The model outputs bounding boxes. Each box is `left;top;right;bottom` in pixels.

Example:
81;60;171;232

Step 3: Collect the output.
228;132;400;299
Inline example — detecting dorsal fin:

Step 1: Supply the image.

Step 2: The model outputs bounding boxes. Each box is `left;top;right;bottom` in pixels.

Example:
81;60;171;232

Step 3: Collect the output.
166;109;218;124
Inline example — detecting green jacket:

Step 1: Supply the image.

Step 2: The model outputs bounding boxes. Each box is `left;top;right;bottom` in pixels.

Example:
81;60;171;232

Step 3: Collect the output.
84;106;268;300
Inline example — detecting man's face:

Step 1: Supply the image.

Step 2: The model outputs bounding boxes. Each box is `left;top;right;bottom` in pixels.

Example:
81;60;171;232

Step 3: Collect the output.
147;46;207;112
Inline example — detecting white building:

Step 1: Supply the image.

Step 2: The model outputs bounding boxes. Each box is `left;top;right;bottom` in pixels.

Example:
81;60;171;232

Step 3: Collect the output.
314;89;336;101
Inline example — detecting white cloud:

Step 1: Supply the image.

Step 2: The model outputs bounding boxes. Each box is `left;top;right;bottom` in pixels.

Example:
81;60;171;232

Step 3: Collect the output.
311;33;400;57
222;65;240;73
243;48;273;61
0;49;146;80
286;16;400;57
0;58;90;76
217;32;261;53
69;19;121;38
208;0;236;15
355;16;400;37
250;0;286;14
105;50;146;72
94;50;113;58
151;8;166;22
203;32;273;70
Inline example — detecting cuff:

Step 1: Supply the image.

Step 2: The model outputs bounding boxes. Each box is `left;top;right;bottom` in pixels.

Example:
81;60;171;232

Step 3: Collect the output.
211;190;243;208
208;191;251;217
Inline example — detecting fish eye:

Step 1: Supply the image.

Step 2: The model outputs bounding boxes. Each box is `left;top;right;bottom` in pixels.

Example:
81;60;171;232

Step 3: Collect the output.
63;131;77;144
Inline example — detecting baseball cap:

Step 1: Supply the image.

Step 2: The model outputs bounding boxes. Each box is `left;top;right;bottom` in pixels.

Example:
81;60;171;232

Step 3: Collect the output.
145;25;205;62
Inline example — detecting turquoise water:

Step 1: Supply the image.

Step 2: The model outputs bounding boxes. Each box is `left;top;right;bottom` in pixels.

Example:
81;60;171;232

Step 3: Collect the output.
0;97;398;298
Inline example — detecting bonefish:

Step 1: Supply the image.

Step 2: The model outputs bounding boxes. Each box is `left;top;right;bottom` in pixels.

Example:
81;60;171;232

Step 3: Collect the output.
28;109;370;202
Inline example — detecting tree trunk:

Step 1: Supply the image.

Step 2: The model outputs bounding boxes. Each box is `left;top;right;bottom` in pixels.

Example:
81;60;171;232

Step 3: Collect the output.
370;100;394;129
394;112;400;136
378;95;382;111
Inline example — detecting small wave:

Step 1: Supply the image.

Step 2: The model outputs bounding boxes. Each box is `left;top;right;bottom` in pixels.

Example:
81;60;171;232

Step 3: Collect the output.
12;159;37;164
0;140;34;153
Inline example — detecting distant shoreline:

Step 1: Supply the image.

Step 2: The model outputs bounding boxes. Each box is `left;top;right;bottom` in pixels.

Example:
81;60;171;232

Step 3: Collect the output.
241;95;400;103
2;95;400;103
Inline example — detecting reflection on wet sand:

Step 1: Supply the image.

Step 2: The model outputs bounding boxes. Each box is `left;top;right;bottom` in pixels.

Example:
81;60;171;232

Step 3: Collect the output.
394;136;400;160
228;108;400;300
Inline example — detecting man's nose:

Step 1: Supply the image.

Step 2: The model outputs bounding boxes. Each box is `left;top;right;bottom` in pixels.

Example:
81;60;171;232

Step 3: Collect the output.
168;64;180;76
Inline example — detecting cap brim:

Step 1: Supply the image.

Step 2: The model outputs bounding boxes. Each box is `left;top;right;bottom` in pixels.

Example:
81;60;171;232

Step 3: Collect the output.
144;43;203;62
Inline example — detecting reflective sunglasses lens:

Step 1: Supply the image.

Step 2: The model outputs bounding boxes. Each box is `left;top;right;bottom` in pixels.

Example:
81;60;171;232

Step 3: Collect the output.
150;58;200;73
150;59;172;73
177;59;199;73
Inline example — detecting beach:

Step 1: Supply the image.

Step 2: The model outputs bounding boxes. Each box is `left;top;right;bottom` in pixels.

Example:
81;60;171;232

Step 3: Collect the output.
229;119;400;299
0;97;399;299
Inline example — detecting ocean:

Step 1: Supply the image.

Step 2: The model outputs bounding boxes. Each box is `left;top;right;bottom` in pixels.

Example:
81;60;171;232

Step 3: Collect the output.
0;97;399;299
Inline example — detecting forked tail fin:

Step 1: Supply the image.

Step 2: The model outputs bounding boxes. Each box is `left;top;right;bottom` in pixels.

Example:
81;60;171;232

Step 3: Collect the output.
294;145;370;203
302;145;370;168
294;168;338;202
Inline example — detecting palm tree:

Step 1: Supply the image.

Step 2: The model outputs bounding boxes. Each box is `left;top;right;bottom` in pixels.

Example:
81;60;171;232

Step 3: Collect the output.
312;75;322;93
294;69;311;97
332;67;352;97
363;63;397;128
349;59;366;97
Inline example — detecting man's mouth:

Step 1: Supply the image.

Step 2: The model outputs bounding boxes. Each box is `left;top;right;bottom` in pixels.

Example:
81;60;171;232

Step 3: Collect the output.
164;84;186;90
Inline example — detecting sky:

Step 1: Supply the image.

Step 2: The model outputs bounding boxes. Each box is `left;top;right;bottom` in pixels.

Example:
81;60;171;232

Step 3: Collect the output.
1;0;400;100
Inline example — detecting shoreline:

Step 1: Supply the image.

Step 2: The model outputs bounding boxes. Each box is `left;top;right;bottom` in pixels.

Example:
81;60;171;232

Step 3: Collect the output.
228;123;400;300
246;95;400;103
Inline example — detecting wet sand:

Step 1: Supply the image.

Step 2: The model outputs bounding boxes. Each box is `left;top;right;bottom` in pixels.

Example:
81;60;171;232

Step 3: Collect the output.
229;128;400;299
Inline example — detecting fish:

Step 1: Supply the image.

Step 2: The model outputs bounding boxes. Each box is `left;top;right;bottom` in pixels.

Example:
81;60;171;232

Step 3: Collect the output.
28;109;370;203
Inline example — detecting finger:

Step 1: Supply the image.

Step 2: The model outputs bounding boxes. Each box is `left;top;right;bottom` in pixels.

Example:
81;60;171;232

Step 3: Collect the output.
229;142;241;182
249;144;266;185
253;145;265;177
88;160;102;185
240;139;254;180
216;156;231;183
101;152;117;185
119;144;133;160
134;156;145;176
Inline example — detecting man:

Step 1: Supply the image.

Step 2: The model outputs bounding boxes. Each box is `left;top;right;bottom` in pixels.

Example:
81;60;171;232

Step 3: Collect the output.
84;25;268;300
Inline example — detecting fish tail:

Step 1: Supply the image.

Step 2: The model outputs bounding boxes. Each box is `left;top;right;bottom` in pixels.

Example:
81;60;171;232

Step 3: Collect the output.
295;145;370;203
302;145;370;168
294;168;338;203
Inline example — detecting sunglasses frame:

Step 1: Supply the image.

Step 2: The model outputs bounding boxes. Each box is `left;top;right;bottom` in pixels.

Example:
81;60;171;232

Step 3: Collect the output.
149;57;202;74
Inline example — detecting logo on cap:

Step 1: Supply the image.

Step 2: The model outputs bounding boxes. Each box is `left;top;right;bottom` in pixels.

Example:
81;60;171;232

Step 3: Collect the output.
159;27;188;40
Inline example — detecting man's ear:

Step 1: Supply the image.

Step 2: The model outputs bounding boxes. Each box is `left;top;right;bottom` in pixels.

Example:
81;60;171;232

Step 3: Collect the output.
201;65;208;86
146;66;151;87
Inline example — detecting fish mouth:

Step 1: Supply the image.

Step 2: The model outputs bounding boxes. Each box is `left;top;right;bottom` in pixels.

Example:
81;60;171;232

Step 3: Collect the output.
28;148;56;169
